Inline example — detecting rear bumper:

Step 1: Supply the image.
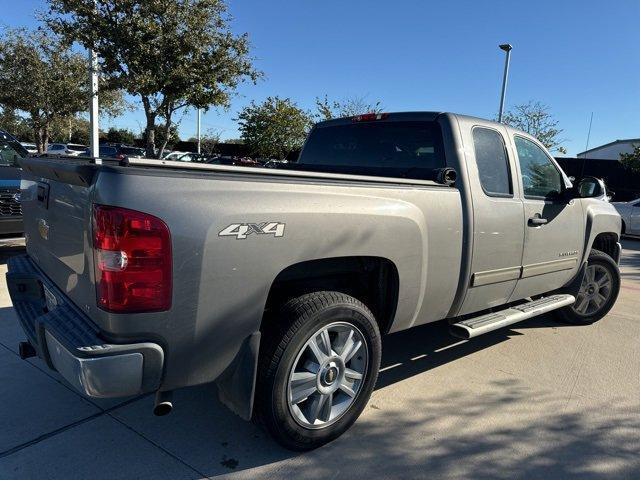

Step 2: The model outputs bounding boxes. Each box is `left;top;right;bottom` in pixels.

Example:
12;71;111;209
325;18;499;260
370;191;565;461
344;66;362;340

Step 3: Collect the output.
6;255;164;398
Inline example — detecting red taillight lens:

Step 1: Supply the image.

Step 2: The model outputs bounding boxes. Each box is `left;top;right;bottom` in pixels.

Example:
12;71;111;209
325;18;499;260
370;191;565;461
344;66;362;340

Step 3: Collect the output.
352;112;389;122
92;204;172;313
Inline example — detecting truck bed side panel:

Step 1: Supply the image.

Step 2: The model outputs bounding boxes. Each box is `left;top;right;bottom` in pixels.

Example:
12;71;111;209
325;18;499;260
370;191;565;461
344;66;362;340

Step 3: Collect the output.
91;168;463;389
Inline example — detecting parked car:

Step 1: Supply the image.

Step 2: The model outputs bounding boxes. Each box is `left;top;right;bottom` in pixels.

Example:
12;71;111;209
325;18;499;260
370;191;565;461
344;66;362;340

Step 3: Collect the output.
0;130;27;241
163;151;189;161
80;144;145;159
66;143;88;156
20;142;38;154
81;145;119;158
613;198;640;236
46;143;69;155
8;112;622;451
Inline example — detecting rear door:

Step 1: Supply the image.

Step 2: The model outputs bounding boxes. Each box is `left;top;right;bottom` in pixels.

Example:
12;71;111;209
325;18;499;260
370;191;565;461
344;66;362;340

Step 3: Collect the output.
458;123;525;315
509;135;584;301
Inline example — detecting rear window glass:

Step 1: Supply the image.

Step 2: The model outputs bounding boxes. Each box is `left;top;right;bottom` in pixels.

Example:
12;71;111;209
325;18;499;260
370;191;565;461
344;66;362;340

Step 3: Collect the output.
297;121;446;180
472;127;512;196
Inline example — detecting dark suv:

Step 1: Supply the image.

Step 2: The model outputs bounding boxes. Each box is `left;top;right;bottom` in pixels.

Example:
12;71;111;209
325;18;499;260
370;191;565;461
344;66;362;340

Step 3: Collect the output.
0;130;27;241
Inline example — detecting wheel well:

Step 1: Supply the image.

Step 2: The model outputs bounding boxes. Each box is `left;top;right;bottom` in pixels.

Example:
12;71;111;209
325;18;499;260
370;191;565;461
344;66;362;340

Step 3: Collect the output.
263;256;399;335
592;232;618;259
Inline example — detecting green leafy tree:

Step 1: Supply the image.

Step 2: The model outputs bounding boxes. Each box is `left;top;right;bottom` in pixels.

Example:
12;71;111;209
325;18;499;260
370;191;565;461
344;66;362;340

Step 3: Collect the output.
0;28;123;152
103;127;137;145
237;97;313;160
47;0;260;158
155;123;181;150
315;95;383;121
50;116;92;144
501;101;567;154
0;107;32;141
620;144;640;173
187;128;221;154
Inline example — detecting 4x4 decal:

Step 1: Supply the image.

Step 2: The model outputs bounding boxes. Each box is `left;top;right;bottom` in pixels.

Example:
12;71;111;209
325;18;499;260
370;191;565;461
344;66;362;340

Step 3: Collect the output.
219;222;285;239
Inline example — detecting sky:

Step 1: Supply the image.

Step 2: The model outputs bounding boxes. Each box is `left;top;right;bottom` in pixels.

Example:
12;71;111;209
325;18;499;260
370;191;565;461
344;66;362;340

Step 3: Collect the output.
1;0;639;156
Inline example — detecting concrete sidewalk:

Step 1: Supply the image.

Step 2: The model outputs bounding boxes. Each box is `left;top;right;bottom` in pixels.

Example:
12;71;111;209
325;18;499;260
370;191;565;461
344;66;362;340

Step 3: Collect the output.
1;241;639;479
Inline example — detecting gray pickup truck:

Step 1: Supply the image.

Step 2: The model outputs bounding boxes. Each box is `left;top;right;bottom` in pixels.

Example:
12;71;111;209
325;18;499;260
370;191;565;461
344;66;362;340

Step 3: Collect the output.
7;112;621;450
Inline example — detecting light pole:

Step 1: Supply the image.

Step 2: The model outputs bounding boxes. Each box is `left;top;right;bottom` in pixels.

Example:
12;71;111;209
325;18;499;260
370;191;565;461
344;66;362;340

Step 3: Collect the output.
497;43;512;123
197;109;202;154
89;0;99;159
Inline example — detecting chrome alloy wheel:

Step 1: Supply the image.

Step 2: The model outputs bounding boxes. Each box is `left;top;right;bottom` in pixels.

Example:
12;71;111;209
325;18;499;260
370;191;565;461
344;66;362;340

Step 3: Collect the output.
572;264;613;316
287;322;368;429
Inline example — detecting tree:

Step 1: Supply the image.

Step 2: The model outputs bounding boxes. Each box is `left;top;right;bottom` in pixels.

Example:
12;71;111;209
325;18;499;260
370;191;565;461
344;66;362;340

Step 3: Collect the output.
103;127;137;145
620;145;640;173
50;115;91;144
47;0;260;158
155;123;181;150
501;101;567;154
0;107;32;141
315;95;383;121
237;97;313;160
187;129;221;154
0;28;124;152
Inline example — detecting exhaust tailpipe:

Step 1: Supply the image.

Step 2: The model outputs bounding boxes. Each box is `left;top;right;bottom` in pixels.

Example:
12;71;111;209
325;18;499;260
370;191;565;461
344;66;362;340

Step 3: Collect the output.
153;390;173;416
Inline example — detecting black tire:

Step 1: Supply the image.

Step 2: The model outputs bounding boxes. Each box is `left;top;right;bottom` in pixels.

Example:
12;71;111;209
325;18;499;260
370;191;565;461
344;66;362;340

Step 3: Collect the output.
256;291;381;451
557;249;620;325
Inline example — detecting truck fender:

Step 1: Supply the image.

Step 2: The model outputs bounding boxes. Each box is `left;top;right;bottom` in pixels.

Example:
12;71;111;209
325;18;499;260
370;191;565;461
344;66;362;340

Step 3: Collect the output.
215;331;261;421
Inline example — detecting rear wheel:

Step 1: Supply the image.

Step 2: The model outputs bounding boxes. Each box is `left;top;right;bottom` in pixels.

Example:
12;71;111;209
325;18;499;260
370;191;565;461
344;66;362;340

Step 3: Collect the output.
557;249;620;325
256;291;381;451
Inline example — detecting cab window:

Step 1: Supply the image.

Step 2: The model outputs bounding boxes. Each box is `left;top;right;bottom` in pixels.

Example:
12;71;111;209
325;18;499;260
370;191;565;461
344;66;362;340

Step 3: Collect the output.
514;136;563;199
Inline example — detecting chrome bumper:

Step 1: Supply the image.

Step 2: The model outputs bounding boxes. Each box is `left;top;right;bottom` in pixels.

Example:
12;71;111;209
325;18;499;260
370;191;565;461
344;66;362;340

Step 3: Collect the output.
7;254;164;398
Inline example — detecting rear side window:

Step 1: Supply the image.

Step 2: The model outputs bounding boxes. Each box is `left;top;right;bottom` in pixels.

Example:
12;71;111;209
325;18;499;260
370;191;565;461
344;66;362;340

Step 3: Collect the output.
297;121;446;180
472;127;512;196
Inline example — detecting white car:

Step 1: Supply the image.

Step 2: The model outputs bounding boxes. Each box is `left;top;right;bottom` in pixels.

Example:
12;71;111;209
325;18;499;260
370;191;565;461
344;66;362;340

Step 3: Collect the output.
67;143;88;156
20;142;38;154
163;151;188;161
46;143;68;155
613;198;640;236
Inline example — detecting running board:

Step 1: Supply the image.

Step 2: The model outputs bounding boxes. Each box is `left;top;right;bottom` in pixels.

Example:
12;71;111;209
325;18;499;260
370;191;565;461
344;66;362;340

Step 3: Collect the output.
450;294;575;340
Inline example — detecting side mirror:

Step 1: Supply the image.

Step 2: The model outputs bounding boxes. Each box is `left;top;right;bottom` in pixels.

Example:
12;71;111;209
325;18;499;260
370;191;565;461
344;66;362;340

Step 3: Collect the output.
577;176;604;199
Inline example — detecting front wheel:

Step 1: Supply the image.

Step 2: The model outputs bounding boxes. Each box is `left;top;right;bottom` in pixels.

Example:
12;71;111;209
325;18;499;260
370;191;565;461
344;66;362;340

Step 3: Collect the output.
557;249;620;325
256;291;381;451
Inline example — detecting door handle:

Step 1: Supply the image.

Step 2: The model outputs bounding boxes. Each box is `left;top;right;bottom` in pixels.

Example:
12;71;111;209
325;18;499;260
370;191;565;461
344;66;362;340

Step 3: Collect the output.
528;216;548;226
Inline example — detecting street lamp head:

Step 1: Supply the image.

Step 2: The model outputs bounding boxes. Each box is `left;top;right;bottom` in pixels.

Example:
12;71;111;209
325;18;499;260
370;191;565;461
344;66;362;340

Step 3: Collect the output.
499;44;513;52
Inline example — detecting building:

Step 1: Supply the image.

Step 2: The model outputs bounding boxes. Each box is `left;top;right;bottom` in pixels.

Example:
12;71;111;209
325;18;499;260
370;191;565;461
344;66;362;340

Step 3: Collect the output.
577;138;640;160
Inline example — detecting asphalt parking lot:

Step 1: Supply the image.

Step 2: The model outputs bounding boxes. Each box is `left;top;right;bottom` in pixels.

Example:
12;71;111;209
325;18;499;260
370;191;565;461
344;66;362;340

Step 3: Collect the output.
1;240;639;479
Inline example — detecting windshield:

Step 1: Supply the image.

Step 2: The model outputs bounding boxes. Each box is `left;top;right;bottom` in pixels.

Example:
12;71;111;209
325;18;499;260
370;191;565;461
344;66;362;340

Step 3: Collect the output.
297;121;446;180
0;140;27;167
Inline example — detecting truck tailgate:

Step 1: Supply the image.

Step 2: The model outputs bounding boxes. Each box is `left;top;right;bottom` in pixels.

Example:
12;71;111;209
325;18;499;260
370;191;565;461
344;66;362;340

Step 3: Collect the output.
20;158;98;312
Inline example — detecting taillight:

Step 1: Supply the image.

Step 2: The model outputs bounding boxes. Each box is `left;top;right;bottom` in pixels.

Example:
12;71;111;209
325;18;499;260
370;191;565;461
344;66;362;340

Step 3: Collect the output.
92;204;172;313
352;112;389;122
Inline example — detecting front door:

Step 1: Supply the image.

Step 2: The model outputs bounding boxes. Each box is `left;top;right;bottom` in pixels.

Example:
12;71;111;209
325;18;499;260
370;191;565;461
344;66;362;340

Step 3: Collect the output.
509;135;584;301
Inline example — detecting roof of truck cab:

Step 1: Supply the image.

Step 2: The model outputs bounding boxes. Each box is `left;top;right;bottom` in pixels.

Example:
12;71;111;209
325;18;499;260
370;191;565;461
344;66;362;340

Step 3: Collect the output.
314;111;444;128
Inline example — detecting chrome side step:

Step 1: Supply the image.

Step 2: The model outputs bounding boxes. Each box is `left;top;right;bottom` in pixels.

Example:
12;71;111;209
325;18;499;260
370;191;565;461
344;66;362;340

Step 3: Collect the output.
450;294;575;340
